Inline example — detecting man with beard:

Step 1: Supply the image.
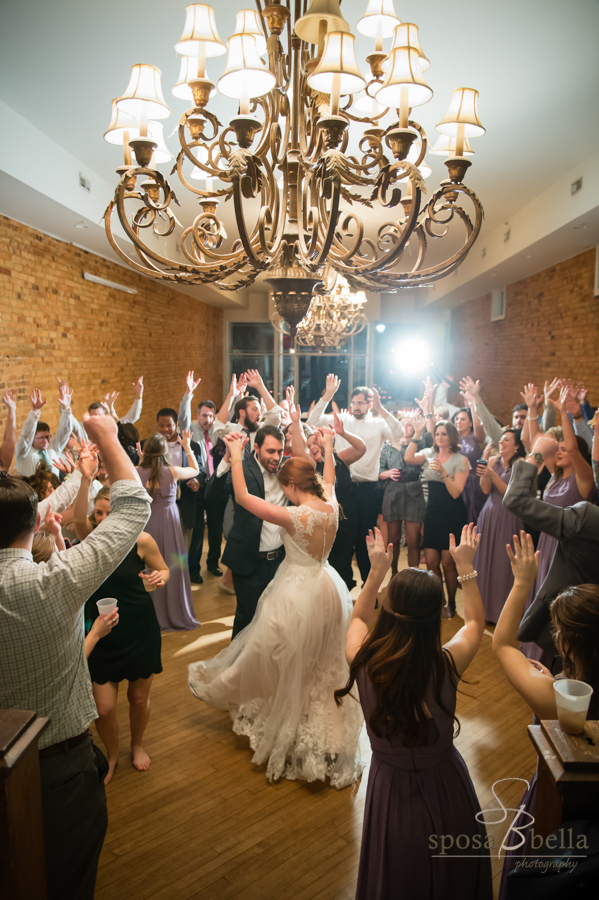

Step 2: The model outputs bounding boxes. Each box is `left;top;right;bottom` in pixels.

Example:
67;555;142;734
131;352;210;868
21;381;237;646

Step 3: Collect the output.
205;425;287;636
212;369;283;452
308;375;404;583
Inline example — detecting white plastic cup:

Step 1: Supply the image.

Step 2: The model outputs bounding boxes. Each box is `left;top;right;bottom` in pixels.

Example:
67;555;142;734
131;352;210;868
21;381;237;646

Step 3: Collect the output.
142;567;154;591
553;679;594;734
96;598;118;617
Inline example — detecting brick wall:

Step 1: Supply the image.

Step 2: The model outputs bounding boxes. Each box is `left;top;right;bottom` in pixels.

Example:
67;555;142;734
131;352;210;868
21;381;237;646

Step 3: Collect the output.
0;214;223;460
449;249;599;424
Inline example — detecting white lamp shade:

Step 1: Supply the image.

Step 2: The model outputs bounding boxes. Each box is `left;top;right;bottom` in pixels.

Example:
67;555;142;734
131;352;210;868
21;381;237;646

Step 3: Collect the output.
376;46;432;109
104;100;140;144
190;145;210;179
172;56;216;100
419;162;432;178
235;9;267;56
295;0;350;45
436;87;485;137
217;33;276;99
307;32;366;96
146;122;173;163
353;90;382;115
382;22;429;72
175;4;226;56
357;0;400;39
117;65;171;119
430;134;475;156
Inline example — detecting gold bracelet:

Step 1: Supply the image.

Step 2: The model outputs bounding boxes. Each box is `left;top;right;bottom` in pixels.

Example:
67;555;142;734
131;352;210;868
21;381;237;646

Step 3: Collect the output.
457;570;477;583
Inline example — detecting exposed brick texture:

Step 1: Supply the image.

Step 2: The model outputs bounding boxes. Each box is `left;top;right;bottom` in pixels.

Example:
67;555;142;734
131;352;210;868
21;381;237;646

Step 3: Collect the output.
449;249;599;424
0;214;223;461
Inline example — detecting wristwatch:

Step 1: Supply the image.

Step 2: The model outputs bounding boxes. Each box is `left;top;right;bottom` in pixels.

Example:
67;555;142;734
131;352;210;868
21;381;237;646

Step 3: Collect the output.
530;451;543;465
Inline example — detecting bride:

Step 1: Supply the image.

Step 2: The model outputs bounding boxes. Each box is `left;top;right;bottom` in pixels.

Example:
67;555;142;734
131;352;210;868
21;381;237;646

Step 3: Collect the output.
188;427;363;788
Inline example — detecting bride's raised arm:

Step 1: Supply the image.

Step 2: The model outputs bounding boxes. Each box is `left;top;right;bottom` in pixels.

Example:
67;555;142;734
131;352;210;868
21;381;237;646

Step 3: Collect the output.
319;427;337;500
226;433;293;530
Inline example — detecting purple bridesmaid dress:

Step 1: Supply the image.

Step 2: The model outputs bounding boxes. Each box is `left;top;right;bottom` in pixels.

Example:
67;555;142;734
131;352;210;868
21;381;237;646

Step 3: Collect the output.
138;466;200;632
355;661;492;900
473;461;523;623
460;433;486;524
520;473;596;662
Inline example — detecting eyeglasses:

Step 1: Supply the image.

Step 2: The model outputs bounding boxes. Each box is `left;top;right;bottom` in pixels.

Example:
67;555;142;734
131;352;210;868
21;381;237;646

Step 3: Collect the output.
352;401;370;407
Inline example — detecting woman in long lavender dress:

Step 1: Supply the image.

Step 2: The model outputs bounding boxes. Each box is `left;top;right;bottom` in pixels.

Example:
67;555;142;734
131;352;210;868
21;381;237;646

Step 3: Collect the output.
454;406;487;524
138;431;201;632
473;428;526;623
521;391;596;661
336;526;492;900
493;534;599;899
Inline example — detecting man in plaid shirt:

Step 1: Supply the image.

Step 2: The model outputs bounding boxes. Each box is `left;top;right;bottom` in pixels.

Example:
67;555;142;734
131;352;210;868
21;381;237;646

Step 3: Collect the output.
0;413;151;900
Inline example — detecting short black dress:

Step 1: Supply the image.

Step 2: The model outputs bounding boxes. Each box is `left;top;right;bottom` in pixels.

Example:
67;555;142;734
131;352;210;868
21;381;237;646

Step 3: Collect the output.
421;449;469;551
85;546;163;684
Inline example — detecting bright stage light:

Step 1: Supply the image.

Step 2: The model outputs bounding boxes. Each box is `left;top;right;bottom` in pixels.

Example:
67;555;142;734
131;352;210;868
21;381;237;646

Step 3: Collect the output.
375;323;386;333
394;338;431;373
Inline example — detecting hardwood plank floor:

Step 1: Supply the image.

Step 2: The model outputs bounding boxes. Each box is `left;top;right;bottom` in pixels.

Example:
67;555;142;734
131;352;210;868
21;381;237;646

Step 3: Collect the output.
92;548;536;900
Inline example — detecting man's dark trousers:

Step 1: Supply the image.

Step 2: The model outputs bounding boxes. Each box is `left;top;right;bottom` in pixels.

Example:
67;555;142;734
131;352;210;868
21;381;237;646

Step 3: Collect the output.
40;734;108;900
188;492;226;576
353;481;383;583
231;554;284;638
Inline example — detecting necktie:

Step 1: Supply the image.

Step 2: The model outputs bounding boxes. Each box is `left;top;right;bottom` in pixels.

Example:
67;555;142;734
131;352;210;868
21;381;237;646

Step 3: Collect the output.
204;430;214;476
40;449;51;468
242;428;252;461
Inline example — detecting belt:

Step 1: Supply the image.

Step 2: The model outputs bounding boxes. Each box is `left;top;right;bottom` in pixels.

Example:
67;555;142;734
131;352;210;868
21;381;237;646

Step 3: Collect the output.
39;729;90;758
258;546;285;560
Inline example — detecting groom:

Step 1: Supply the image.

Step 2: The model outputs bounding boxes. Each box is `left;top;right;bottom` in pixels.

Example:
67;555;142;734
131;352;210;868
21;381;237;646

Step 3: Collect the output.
204;425;287;637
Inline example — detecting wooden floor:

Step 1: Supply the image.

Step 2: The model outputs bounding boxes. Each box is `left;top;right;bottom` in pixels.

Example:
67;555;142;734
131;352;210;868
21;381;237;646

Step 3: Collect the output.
92;549;537;900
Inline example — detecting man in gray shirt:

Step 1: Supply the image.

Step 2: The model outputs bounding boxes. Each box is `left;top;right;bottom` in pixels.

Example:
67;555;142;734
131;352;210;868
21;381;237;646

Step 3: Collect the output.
0;413;151;900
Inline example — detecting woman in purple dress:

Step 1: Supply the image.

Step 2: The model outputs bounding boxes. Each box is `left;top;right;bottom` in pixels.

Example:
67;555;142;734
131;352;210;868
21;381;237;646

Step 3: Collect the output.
138;431;201;632
473;427;526;623
492;533;599;899
336;525;492;900
453;406;487;524
521;391;595;660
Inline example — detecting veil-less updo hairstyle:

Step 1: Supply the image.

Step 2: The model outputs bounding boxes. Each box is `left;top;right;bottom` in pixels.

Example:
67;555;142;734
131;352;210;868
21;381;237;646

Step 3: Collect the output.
550;584;599;688
277;457;331;503
334;568;460;746
139;433;171;493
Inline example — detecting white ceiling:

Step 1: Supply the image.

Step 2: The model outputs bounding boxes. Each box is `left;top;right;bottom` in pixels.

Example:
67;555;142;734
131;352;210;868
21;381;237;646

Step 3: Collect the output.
1;0;599;309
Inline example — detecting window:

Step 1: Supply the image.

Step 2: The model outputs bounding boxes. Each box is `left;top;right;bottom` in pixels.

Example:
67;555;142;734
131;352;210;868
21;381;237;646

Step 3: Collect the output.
229;323;275;393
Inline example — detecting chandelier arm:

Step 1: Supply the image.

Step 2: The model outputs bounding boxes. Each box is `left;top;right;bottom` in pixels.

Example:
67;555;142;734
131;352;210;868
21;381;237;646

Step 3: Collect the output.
232;176;268;270
134;207;176;238
174;149;231;199
270;94;291;167
297;175;341;268
178;109;221;169
104;201;182;283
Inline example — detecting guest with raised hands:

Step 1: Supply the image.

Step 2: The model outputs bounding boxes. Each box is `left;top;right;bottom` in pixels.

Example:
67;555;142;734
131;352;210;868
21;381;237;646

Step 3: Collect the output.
71;376;144;442
213;369;282;449
308;373;405;583
459;375;527;449
473;428;526;622
378;415;428;573
492;532;599;897
520;381;542;452
541;376;560;432
138;429;200;632
15;380;75;476
0;389;17;474
405;418;469;617
452;404;486;524
561;379;594;451
336;524;492;900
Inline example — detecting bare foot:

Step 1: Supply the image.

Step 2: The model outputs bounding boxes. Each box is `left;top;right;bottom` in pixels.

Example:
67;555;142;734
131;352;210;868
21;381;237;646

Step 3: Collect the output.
131;745;151;772
104;758;118;785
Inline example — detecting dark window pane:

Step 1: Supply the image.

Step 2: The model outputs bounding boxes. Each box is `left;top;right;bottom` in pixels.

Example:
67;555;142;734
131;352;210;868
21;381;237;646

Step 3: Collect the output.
230;323;274;353
352;326;368;354
352;356;367;388
298;356;350;409
230;356;274;394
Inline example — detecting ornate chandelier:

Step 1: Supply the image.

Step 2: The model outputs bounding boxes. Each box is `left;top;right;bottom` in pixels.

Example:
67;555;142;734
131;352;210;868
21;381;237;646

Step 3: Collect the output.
103;0;486;343
271;268;367;351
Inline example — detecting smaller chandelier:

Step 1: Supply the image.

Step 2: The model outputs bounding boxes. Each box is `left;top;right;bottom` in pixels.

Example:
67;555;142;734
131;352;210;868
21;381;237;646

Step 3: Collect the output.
272;273;368;353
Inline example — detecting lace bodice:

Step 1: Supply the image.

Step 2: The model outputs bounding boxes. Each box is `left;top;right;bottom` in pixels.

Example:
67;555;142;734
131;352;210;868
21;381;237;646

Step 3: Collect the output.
284;503;338;566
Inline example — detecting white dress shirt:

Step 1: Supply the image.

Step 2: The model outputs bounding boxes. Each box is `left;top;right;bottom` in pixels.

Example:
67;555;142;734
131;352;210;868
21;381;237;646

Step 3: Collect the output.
0;479;151;748
307;400;404;483
177;392;217;472
71;398;143;444
212;405;283;450
15;407;75;477
166;436;183;466
216;456;286;552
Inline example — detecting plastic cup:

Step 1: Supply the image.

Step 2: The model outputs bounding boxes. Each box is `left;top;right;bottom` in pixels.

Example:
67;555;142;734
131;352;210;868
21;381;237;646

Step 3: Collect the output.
142;567;154;591
96;598;118;617
553;679;594;734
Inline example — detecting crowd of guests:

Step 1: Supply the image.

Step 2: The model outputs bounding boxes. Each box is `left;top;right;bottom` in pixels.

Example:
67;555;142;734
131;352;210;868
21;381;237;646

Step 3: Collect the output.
1;363;598;900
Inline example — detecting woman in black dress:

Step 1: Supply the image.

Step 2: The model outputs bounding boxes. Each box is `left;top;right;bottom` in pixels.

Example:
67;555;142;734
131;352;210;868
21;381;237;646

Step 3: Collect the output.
405;419;469;618
73;468;170;784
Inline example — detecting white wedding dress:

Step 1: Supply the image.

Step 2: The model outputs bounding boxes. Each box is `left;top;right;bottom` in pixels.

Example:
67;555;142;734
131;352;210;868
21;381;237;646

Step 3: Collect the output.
188;503;363;788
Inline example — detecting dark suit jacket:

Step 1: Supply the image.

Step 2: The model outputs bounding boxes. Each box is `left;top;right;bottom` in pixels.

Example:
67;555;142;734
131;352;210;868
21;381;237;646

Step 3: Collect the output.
140;437;205;531
503;460;599;652
205;454;288;577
